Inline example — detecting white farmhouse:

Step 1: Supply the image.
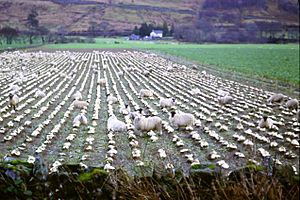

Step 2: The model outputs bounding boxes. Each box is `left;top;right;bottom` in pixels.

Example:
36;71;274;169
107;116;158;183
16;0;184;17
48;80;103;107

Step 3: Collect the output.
150;30;163;38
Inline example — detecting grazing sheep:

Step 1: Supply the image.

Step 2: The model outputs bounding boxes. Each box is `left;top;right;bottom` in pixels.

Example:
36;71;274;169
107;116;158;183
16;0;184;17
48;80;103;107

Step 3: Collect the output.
73;100;88;109
159;97;176;108
267;93;285;104
9;84;20;92
73;113;88;127
129;108;144;120
285;99;299;110
190;88;200;95
9;93;19;110
34;89;46;98
143;70;150;77
119;104;131;115
107;94;118;104
258;116;273;129
117;71;124;77
218;95;233;105
139;89;153;98
134;115;162;135
73;91;82;100
98;79;106;87
107;115;127;132
166;66;173;72
169;111;195;129
217;89;229;97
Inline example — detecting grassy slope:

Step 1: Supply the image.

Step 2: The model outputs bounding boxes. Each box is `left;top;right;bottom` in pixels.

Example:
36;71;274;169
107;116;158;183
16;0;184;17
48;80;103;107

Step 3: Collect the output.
42;39;300;86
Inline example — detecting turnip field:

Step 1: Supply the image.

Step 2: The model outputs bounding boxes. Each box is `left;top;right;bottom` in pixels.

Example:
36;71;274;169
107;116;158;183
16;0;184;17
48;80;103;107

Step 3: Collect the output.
0;50;299;198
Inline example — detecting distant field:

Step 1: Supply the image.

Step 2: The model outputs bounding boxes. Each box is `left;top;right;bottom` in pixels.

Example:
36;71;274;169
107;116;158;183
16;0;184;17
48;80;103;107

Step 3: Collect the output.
0;37;43;50
44;39;300;86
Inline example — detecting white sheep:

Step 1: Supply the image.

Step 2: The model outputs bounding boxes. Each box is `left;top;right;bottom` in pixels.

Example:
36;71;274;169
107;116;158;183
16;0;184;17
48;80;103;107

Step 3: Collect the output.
73;100;88;109
107;94;118;104
267;93;285;104
133;115;162;135
119;104;131;115
143;70;150;77
98;78;106;87
139;89;153;98
129;108;144;120
159;97;176;108
169;111;195;129
218;95;233;105
217;89;229;97
9;84;20;92
117;71;124;77
258;116;273;129
9;93;19;110
285;99;299;110
73;91;82;100
107;115;127;132
34;89;46;98
73;113;88;127
190;88;200;95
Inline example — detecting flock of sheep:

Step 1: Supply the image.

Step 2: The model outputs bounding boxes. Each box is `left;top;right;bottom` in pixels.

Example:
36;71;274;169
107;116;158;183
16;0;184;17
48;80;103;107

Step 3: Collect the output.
0;50;299;175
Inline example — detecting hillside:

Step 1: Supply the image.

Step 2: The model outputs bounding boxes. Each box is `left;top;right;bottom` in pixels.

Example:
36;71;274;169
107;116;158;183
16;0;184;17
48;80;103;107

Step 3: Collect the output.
0;0;299;39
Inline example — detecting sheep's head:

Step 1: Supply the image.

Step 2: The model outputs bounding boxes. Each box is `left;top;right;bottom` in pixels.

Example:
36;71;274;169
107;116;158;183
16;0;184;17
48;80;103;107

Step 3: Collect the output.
170;111;176;117
125;104;129;108
171;97;176;103
134;116;141;123
138;108;143;114
263;116;268;121
9;93;13;100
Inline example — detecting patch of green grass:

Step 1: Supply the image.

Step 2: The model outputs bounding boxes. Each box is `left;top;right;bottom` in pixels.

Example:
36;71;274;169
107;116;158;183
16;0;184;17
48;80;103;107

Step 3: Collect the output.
78;168;108;182
42;39;300;86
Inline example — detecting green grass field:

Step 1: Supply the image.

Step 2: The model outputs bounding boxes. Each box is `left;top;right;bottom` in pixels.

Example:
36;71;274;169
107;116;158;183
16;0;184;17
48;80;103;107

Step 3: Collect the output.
43;38;300;87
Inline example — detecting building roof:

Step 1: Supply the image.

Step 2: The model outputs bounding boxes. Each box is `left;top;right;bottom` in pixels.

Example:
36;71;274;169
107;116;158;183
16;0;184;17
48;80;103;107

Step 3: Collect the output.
151;30;163;34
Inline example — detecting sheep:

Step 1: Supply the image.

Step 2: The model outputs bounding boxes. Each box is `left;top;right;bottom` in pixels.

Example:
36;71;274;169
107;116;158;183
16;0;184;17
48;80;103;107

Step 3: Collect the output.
258;116;273;129
166;66;173;72
119;104;131;115
139;89;154;98
117;71;124;77
107;115;127;132
217;89;229;97
9;84;20;92
133;115;162;135
107;94;118;104
34;89;46;98
267;93;285;104
97;79;106;87
285;99;299;110
190;88;200;95
73;100;88;109
218;95;233;105
143;70;150;77
73;91;82;100
73;113;88;127
9;93;19;110
143;69;153;77
169;111;195;129
129;108;144;120
159;97;176;108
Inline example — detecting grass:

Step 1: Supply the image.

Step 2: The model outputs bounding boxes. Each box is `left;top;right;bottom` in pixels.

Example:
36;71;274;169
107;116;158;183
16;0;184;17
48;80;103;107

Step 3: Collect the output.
42;38;300;87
